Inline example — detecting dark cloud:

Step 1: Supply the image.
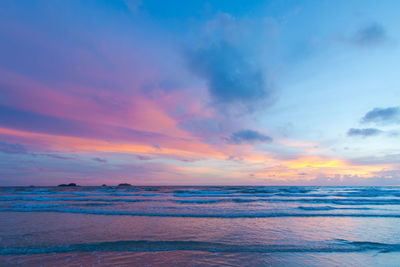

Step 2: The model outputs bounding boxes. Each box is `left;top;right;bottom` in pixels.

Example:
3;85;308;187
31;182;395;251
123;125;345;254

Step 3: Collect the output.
152;144;161;150
362;106;400;124
136;155;152;161
187;41;272;113
347;128;382;137
0;141;76;159
0;141;26;154
40;153;74;160
350;23;387;47
227;155;243;161
227;129;272;144
92;157;107;163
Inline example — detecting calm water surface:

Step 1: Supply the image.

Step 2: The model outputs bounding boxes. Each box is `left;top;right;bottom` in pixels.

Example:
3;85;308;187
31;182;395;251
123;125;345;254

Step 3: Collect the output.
0;186;400;266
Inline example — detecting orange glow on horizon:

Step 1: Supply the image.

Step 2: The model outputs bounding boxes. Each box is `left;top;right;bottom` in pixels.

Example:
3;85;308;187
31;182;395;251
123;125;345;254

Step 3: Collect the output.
0;127;393;183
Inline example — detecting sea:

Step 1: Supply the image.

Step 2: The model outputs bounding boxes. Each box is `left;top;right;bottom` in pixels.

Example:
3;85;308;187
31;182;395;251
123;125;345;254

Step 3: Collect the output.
0;186;400;266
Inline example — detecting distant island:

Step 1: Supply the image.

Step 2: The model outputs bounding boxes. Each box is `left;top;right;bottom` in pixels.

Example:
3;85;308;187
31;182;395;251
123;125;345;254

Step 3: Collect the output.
118;183;132;186
55;183;131;187
57;183;77;187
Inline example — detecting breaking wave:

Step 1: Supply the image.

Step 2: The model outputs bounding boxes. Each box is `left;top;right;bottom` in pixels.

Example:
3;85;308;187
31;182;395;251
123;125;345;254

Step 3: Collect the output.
2;239;400;255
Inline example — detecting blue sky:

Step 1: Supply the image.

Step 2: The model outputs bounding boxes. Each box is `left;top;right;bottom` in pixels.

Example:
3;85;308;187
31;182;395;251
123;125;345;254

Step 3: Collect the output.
1;0;400;185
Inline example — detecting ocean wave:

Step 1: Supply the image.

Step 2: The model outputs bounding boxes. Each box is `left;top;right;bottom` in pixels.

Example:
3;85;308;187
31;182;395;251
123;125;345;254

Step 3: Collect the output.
173;187;316;195
1;239;399;255
0;208;399;218
297;206;371;211
174;199;228;204
10;203;112;208
0;196;156;203
3;194;400;207
297;206;336;211
4;186;400;200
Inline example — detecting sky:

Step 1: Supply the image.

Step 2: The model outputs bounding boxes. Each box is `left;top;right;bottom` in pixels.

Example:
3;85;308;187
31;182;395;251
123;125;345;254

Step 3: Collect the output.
1;0;400;186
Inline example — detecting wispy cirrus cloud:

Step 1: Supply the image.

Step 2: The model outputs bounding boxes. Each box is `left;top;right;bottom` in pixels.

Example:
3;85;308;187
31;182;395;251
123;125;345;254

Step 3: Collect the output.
0;105;177;143
348;23;388;47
